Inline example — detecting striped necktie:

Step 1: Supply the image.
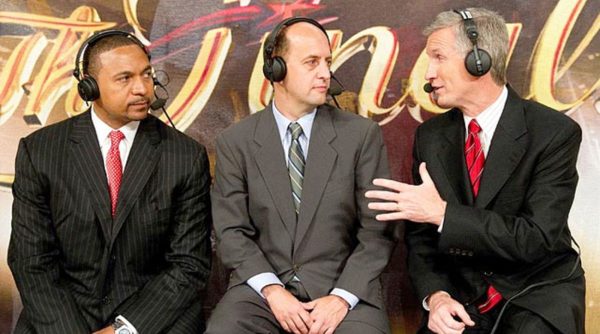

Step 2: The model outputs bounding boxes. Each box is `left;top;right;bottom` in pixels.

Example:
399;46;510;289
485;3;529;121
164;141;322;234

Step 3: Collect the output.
288;122;305;216
107;130;125;218
465;119;503;313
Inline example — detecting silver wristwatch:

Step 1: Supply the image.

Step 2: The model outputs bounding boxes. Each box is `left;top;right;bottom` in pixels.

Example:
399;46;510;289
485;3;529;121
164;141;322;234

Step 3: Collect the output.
112;317;133;334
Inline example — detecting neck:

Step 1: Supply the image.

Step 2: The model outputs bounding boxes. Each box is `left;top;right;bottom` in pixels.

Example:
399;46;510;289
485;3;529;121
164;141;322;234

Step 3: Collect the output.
460;82;504;118
272;95;315;122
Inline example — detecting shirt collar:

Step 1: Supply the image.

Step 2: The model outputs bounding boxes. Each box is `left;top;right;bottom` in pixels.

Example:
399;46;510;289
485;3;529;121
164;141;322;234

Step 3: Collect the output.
91;107;140;147
463;86;508;137
271;101;317;141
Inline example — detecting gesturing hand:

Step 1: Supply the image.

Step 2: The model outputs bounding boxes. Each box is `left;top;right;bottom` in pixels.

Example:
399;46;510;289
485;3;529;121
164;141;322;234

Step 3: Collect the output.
366;162;446;225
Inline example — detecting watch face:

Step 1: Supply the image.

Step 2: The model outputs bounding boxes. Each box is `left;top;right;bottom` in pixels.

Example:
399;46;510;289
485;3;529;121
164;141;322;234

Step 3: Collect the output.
117;328;131;334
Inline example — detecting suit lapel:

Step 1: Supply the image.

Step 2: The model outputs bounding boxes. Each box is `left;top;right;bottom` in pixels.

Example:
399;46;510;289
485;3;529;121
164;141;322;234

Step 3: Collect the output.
111;116;162;239
476;87;527;208
294;106;337;248
69;111;113;241
435;109;473;205
254;106;297;240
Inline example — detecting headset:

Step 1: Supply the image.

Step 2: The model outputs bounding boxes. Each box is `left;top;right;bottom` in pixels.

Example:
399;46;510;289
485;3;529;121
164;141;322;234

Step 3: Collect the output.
262;17;330;83
454;9;492;77
73;29;158;101
73;29;175;128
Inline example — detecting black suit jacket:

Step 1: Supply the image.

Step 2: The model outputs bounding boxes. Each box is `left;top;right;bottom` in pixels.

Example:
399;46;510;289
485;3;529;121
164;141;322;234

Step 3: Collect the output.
8;111;212;333
406;87;585;333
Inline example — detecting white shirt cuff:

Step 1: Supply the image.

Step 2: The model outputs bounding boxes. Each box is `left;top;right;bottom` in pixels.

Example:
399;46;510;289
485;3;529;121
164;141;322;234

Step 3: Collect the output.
422;291;450;311
330;288;359;310
115;315;138;334
247;272;284;298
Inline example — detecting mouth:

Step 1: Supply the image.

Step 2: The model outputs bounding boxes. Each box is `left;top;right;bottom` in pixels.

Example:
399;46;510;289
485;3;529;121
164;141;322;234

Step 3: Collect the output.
129;99;149;109
313;86;328;93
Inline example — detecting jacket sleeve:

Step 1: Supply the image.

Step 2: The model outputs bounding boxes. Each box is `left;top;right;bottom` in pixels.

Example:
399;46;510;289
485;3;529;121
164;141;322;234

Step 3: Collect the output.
211;134;277;283
114;145;212;333
8;138;90;333
334;122;398;307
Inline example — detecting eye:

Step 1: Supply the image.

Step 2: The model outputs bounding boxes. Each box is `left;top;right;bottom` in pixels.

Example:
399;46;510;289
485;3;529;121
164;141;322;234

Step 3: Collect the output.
116;75;130;83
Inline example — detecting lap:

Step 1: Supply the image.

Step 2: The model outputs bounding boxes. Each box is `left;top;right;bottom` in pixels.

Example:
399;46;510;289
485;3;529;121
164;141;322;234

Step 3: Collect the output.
205;285;389;334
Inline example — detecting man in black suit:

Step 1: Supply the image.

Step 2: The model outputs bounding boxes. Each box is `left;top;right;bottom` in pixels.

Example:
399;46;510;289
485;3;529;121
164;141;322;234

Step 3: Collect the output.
8;31;211;333
366;8;585;334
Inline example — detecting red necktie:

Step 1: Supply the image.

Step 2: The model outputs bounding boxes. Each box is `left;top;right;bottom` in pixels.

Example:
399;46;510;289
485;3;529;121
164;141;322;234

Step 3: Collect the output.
107;130;125;218
465;119;503;313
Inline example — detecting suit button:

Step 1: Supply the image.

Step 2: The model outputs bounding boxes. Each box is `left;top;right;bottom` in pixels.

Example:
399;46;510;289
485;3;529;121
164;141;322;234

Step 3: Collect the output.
483;271;493;277
293;264;301;272
449;248;455;254
468;251;474;257
101;296;110;305
461;250;468;256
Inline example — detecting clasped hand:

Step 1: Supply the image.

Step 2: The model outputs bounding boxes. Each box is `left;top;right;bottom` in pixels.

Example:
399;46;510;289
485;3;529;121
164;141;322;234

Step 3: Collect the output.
263;285;349;334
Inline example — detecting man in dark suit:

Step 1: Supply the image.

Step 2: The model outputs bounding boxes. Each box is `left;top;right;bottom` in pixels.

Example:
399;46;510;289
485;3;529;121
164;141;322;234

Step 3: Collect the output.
206;17;396;334
8;31;211;333
366;7;585;334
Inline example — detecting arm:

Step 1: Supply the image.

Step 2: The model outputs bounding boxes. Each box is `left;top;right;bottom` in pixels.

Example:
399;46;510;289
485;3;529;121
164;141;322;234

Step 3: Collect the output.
333;122;397;305
8;139;90;333
114;145;212;333
211;135;278;282
212;135;311;334
440;120;582;265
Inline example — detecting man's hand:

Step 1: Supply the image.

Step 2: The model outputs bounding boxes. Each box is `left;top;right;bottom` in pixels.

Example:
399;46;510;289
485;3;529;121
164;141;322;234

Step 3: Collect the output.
302;295;349;334
427;291;475;334
92;326;114;334
263;285;312;334
366;162;446;225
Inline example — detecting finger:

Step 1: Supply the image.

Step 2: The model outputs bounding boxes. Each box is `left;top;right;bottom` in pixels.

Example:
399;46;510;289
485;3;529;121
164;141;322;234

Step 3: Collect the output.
375;212;409;221
439;311;466;331
372;178;408;192
454;307;475;326
308;319;324;334
419;162;433;185
291;313;310;334
368;201;401;212
298;310;313;330
365;189;399;201
301;301;315;311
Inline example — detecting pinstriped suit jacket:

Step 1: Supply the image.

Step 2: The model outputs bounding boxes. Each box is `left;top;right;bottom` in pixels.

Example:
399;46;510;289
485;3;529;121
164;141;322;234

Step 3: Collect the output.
8;111;212;333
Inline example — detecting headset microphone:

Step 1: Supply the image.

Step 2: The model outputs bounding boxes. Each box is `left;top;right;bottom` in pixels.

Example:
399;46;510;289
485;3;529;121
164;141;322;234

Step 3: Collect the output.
150;77;176;129
423;83;434;93
150;98;166;110
328;72;345;109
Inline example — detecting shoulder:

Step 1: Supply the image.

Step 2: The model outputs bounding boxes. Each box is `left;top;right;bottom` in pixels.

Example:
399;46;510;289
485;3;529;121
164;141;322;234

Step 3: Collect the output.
522;99;580;134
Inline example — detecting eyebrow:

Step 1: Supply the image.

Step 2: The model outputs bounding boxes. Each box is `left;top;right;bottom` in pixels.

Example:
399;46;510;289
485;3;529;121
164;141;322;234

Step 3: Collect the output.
112;65;152;78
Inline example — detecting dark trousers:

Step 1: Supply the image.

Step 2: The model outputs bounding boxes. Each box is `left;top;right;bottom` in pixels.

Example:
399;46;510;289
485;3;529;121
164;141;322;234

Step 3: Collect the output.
418;302;560;334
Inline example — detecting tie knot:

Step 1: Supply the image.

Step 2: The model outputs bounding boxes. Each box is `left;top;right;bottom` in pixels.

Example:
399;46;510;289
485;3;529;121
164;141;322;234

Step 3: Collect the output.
109;130;125;146
288;122;303;140
468;119;481;134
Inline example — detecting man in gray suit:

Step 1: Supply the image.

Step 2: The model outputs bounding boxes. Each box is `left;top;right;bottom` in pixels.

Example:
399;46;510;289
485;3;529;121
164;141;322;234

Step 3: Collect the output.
9;31;211;333
206;17;396;334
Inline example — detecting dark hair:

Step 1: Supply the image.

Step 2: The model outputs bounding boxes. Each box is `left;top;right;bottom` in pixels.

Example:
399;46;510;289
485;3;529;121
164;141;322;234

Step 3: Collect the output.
84;34;144;77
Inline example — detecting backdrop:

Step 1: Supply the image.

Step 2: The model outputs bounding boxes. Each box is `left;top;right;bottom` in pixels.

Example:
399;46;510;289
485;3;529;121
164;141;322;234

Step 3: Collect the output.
0;0;598;333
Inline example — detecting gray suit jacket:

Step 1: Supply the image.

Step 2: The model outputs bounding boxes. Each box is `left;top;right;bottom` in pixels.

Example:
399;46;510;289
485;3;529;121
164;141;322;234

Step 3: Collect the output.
9;111;212;333
406;87;585;334
212;103;396;308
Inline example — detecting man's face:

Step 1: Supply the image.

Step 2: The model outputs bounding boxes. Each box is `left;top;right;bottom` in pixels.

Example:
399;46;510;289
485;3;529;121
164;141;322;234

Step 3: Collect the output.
93;44;154;129
277;23;332;112
424;26;476;109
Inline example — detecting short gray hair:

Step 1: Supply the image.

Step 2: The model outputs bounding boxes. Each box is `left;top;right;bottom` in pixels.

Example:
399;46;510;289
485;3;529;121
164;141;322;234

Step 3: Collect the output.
423;8;508;85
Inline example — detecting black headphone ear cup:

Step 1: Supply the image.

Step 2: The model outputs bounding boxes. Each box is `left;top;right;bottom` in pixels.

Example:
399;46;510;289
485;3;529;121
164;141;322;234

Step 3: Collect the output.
269;56;287;82
77;76;100;101
465;49;492;76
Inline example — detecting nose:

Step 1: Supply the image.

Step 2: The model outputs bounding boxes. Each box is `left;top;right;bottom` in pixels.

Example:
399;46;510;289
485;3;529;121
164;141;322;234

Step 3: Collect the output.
425;60;437;82
318;61;331;81
131;75;150;96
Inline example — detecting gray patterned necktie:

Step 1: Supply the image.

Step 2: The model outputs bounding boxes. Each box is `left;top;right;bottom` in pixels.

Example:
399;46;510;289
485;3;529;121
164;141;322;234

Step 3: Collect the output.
288;122;305;216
